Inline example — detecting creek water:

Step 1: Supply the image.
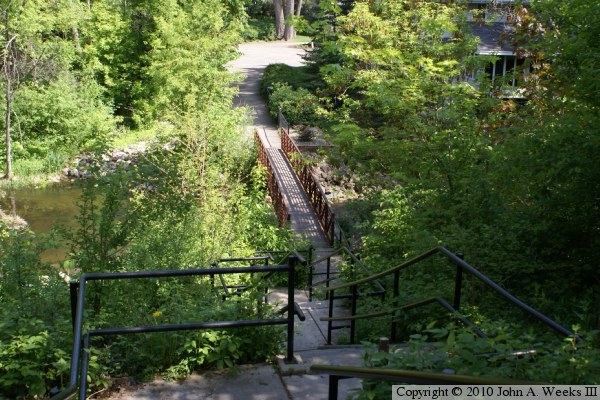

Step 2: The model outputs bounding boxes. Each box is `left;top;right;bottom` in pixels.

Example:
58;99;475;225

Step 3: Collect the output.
0;183;82;263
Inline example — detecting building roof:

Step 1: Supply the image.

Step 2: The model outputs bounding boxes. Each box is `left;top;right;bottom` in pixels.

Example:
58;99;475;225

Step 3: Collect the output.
471;23;516;55
468;0;530;4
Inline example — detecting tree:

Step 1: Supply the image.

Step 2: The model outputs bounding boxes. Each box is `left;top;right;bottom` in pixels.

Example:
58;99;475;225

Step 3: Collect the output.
274;0;301;40
274;0;284;38
2;25;15;179
0;2;20;180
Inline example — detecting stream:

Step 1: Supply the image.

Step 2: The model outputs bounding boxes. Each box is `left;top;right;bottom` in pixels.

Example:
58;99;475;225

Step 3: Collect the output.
0;183;82;263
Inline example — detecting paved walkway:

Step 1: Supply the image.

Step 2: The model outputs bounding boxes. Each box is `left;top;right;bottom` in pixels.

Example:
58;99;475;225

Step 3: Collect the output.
107;42;358;400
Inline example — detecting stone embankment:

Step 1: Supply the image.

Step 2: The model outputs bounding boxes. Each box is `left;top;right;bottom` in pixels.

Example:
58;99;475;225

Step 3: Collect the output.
62;142;150;179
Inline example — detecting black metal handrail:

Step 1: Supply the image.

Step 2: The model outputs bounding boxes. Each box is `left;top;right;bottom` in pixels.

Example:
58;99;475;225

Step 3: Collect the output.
321;246;575;344
52;257;302;400
310;365;538;400
306;245;385;302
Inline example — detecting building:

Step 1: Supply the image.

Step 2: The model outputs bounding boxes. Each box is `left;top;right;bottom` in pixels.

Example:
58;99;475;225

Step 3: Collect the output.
464;0;530;96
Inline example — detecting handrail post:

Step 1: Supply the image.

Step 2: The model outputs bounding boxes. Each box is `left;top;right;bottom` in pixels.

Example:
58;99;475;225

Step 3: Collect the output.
328;375;340;400
326;256;332;296
69;281;78;332
308;246;314;301
287;255;297;363
391;270;400;342
453;253;464;311
350;285;358;344
78;334;91;400
327;289;334;345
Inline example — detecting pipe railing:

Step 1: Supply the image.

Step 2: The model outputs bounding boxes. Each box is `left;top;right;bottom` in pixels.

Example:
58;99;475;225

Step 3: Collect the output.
310;365;538;400
51;257;303;400
320;246;575;345
306;245;385;302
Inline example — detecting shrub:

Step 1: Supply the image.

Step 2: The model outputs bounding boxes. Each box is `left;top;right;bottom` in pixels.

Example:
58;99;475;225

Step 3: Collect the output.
267;82;320;126
260;64;323;99
355;324;600;399
241;17;277;41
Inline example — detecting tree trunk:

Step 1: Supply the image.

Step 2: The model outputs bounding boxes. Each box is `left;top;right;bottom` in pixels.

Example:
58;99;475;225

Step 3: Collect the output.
3;33;14;180
295;0;303;17
5;79;12;180
71;0;83;54
274;0;285;39
72;26;83;55
283;0;295;41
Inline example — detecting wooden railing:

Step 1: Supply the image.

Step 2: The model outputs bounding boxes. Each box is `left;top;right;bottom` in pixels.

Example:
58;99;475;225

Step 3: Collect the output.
278;113;334;244
255;129;289;227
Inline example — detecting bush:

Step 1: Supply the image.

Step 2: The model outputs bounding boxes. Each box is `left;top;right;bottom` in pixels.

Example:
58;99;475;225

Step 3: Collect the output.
260;64;323;99
241;17;277;41
0;223;72;397
355;324;600;399
267;82;320;126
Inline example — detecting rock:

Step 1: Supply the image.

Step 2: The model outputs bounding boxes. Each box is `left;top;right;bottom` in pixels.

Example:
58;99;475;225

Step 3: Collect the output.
0;209;28;230
299;126;321;142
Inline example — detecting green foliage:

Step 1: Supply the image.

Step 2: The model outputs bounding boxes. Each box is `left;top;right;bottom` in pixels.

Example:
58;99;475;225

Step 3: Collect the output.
356;324;600;398
0;223;72;397
241;17;277;41
0;1;294;397
295;0;600;333
267;82;321;125
84;0;243;126
260;63;323;99
8;75;115;158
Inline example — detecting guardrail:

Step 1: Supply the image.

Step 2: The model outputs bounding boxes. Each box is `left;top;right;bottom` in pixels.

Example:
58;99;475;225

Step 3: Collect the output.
52;256;304;400
320;246;576;345
278;110;335;244
310;365;537;400
255;128;289;226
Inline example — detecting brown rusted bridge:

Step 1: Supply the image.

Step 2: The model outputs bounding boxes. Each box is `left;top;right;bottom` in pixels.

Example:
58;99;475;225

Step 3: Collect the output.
255;116;334;251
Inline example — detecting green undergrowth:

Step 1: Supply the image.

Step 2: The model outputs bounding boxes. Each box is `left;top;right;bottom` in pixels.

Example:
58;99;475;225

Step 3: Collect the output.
260;64;323;99
241;16;277;42
354;324;600;399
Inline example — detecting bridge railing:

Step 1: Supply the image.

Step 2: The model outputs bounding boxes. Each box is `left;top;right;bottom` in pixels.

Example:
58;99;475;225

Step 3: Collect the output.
278;109;334;244
51;256;304;400
255;128;289;226
320;245;576;345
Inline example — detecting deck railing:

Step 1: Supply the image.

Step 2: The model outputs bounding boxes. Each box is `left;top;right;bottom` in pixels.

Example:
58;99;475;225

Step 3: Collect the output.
278;109;335;244
255;128;289;226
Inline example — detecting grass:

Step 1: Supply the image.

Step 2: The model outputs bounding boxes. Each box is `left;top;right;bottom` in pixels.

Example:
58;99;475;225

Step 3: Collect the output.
291;35;311;43
111;125;160;149
260;63;322;98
